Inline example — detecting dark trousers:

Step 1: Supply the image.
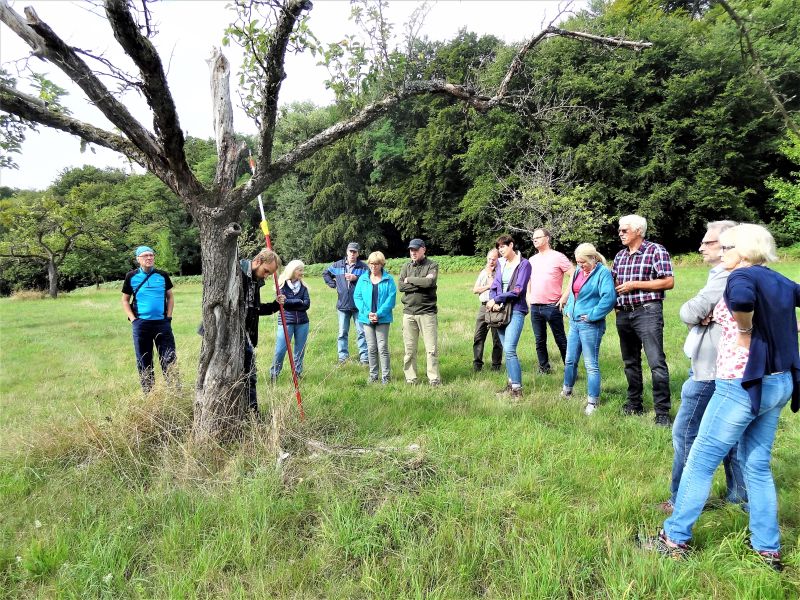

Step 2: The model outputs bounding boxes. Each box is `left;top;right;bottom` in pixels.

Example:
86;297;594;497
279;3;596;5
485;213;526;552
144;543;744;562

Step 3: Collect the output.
529;304;567;370
615;302;671;415
244;338;258;412
473;304;502;370
132;318;177;392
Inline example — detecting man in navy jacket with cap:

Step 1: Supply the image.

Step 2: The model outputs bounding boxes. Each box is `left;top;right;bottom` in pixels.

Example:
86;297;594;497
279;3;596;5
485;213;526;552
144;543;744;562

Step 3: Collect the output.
323;242;369;364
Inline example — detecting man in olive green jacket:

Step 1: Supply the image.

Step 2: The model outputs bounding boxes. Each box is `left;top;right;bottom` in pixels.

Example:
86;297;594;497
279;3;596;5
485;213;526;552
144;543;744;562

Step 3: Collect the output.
399;238;441;385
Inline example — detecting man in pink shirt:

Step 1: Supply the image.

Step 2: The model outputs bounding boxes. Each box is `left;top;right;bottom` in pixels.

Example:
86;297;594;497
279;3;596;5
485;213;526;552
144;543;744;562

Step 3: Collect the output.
527;228;575;374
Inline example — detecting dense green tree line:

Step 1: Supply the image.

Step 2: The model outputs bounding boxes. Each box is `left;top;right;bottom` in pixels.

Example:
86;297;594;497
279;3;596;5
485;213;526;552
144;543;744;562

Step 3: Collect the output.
1;0;797;294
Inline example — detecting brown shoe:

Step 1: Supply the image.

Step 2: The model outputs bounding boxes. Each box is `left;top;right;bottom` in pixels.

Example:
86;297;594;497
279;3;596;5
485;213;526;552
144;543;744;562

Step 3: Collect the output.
510;387;523;400
656;500;674;515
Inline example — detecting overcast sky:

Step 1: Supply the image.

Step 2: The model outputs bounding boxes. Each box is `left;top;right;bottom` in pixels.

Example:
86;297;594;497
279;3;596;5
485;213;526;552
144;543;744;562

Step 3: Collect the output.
1;0;586;190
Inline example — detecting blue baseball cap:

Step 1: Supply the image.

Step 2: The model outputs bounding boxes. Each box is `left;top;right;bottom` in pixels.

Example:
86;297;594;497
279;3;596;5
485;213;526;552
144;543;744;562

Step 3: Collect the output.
135;246;155;257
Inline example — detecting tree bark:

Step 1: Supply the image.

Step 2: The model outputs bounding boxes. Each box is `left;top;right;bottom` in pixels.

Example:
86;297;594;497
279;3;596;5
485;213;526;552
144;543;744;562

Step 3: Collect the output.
191;204;249;442
47;257;58;298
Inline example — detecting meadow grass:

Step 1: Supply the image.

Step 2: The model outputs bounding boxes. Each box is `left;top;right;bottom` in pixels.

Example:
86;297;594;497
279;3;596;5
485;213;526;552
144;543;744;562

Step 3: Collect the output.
1;263;799;598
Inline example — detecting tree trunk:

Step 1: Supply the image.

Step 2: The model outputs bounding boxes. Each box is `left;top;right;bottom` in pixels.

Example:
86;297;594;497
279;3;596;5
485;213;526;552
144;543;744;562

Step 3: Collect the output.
191;207;249;442
47;258;58;298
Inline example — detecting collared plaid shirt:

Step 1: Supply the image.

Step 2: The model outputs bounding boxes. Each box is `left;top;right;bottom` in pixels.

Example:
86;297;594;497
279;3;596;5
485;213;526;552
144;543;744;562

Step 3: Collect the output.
611;239;674;307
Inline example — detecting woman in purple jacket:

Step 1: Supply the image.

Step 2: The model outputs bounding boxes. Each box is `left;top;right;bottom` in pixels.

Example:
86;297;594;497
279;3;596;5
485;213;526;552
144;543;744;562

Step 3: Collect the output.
487;234;532;399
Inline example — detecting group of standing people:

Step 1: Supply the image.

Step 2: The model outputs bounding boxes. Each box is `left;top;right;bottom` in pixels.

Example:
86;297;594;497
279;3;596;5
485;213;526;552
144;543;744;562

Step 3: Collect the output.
472;215;674;424
121;217;798;571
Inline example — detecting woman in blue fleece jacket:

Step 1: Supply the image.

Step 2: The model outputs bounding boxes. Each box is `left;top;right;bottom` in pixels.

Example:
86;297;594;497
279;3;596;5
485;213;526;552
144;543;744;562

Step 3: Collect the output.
353;251;397;384
561;243;617;415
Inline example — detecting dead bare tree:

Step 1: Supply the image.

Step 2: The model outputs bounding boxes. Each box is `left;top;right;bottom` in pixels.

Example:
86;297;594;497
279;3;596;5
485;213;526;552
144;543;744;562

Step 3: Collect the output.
0;0;651;441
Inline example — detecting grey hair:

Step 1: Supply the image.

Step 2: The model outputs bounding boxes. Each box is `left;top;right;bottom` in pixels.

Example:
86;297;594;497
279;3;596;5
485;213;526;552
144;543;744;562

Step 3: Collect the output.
706;220;737;234
619;214;647;236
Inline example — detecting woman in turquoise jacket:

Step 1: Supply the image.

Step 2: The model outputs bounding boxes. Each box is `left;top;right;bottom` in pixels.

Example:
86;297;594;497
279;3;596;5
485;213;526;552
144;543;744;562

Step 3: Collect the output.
561;243;617;415
353;251;397;384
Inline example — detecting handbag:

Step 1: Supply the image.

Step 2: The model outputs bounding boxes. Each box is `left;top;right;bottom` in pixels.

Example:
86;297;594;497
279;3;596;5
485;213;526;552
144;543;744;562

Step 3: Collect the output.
484;262;520;328
485;301;513;328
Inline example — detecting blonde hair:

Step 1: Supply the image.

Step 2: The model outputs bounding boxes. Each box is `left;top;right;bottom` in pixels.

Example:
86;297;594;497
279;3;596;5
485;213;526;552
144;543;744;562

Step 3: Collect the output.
719;224;778;265
619;214;647;237
253;249;281;270
367;251;386;267
574;242;606;266
278;259;307;287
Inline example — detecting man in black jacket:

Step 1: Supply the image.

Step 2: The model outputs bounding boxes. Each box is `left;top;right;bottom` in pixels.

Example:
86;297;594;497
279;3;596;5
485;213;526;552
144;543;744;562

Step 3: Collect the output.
241;249;284;411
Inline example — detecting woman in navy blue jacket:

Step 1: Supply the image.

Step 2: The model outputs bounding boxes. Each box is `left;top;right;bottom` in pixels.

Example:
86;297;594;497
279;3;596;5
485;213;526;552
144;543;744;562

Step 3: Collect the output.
642;224;800;571
561;243;617;415
353;251;397;384
270;259;311;379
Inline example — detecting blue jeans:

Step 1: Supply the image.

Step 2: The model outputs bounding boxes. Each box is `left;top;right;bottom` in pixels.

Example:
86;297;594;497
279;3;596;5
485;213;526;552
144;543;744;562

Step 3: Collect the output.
530;304;567;371
670;375;747;506
615;302;671;415
337;310;367;362
563;319;606;399
270;322;310;378
498;310;526;387
131;318;177;392
664;374;792;552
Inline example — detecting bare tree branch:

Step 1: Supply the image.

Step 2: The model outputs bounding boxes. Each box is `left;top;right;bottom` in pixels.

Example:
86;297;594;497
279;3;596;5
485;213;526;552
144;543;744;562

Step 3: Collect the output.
250;0;312;187
104;0;202;192
0;82;147;164
208;48;247;196
0;1;166;165
716;0;799;137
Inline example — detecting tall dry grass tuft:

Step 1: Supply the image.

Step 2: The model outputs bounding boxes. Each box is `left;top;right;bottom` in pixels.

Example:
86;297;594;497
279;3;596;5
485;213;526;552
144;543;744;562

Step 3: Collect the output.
9;290;48;301
7;381;194;485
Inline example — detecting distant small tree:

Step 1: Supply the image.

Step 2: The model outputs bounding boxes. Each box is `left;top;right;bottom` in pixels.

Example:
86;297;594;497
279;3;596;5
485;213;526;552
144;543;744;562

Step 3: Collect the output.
0;190;95;297
495;147;605;250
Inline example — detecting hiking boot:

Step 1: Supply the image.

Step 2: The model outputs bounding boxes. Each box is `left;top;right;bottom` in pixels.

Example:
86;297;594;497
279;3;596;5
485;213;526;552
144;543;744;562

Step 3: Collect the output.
753;549;783;572
621;402;644;416
406;379;418;386
656;500;674;515
490;364;502;371
368;376;379;384
654;414;672;428
337;358;348;367
584;402;598;416
560;386;573;398
637;530;689;560
473;364;483;373
496;383;513;396
429;379;442;387
381;376;390;385
537;366;553;375
509;387;523;400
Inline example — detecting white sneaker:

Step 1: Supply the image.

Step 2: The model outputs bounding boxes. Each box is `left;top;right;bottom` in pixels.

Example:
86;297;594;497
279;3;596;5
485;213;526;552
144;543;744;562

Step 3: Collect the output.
584;402;598;416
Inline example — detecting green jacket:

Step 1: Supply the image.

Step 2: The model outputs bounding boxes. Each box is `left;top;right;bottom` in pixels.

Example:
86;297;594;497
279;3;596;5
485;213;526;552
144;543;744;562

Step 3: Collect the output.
398;257;438;315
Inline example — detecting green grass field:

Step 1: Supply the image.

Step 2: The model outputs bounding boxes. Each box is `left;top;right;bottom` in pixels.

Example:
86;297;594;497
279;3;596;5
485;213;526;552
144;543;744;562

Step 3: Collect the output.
1;263;799;598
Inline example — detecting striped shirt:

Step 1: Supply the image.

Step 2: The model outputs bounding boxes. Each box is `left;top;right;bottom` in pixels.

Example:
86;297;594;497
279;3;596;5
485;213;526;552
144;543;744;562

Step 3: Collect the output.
611;239;674;307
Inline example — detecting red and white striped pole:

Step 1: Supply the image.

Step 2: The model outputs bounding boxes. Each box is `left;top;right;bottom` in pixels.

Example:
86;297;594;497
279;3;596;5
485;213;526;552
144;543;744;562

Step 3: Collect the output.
249;154;305;420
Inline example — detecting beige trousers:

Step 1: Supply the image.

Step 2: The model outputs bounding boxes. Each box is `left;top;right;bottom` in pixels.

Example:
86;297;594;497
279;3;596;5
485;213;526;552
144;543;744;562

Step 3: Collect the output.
402;313;440;383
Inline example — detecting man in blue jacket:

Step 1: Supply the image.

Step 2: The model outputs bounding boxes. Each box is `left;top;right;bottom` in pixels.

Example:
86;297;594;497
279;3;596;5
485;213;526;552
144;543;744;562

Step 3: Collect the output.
323;242;369;364
121;245;177;392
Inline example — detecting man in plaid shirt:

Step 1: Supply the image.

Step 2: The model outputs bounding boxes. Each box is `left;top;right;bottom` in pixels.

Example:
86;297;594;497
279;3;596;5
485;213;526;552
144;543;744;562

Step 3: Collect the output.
612;214;675;427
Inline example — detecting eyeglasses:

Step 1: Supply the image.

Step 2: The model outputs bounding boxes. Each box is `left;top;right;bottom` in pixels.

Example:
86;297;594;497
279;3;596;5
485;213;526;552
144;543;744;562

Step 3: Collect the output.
699;240;718;246
618;228;630;234
721;245;736;251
